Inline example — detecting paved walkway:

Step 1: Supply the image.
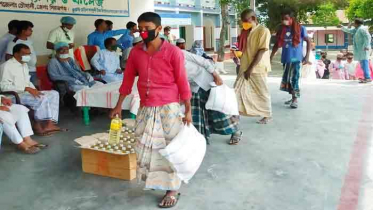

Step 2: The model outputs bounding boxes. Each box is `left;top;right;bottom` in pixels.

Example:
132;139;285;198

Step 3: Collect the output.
0;78;372;210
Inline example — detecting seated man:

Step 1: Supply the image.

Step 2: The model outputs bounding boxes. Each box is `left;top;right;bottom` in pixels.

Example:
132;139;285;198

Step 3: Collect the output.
0;44;62;136
91;38;123;83
48;42;102;92
0;95;46;154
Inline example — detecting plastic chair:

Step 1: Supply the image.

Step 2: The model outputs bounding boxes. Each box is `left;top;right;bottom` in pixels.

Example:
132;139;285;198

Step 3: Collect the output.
36;65;53;91
74;45;100;72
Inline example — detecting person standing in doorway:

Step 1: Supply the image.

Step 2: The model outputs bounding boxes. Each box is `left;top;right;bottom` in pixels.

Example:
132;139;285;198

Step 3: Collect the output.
341;18;372;83
271;10;311;109
235;9;273;124
47;16;77;59
0;20;19;64
110;12;191;208
163;26;176;44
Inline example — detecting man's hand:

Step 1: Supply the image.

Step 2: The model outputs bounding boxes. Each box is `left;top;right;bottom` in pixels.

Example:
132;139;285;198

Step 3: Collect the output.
302;57;310;65
212;72;223;86
364;47;370;51
25;87;43;98
1;97;12;106
337;24;343;28
244;67;253;80
0;106;10;112
110;106;122;119
69;43;75;49
183;110;192;126
115;69;123;74
100;70;106;75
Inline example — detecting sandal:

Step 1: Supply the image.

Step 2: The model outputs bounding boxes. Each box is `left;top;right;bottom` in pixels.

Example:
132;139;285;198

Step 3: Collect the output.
290;101;298;109
18;146;41;154
257;117;273;124
229;131;242;145
284;99;293;105
159;193;181;208
34;132;54;137
32;143;49;149
46;128;69;135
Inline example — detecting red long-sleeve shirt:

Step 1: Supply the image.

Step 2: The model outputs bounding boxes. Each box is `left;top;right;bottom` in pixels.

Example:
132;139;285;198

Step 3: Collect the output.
119;41;191;107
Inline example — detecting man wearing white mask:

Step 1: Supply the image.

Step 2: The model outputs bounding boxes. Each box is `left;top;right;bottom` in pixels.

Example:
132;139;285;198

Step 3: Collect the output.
270;10;311;109
47;16;77;59
0;44;62;136
5;21;38;86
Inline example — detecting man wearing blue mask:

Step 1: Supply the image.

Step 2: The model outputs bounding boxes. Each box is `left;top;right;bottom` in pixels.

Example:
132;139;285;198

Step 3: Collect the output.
0;44;63;136
91;38;123;83
47;16;77;59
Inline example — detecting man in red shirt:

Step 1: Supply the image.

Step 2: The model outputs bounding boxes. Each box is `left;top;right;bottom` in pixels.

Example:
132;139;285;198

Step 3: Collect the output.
110;12;191;208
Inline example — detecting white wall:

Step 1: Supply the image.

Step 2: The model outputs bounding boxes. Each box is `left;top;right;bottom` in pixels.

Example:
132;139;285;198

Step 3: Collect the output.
0;0;154;57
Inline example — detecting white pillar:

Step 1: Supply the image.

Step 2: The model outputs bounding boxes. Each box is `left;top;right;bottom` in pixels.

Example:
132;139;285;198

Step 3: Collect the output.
250;0;255;10
175;8;180;39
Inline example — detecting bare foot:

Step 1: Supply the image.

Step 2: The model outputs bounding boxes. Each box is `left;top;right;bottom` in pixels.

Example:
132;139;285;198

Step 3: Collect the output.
257;117;273;124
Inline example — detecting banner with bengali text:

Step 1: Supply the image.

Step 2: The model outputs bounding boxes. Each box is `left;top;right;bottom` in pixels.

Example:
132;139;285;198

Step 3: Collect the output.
0;0;129;17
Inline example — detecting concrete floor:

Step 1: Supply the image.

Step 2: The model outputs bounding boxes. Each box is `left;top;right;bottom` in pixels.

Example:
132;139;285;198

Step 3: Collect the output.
0;78;372;210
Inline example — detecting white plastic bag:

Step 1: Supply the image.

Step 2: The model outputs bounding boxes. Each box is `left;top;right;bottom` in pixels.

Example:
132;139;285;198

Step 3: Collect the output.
159;124;206;184
205;84;239;116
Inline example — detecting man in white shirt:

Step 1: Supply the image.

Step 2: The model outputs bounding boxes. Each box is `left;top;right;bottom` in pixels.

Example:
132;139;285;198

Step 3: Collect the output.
0;95;47;154
91;37;123;83
0;20;18;64
5;20;38;86
46;16;77;59
176;38;242;145
0;44;62;136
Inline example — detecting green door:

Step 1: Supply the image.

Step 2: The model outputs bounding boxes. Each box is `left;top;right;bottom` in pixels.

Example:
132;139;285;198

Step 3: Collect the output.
180;26;186;40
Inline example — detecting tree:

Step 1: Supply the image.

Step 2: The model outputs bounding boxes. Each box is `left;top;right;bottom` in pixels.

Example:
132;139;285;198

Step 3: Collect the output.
312;2;340;26
311;2;340;51
256;0;348;32
346;0;373;20
218;0;231;61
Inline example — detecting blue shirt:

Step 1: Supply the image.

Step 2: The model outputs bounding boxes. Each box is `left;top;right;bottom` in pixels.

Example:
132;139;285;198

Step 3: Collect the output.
87;29;129;49
117;34;134;50
281;26;308;63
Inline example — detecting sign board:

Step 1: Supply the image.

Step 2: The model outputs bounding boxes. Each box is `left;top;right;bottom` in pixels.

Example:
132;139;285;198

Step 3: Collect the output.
160;13;192;26
0;0;130;17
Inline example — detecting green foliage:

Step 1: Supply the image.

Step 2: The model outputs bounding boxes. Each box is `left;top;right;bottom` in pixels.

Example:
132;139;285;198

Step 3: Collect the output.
346;0;373;20
254;0;348;31
311;2;340;26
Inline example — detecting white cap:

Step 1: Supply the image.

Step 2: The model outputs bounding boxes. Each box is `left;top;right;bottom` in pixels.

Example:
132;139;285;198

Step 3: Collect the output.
176;38;186;44
133;37;143;44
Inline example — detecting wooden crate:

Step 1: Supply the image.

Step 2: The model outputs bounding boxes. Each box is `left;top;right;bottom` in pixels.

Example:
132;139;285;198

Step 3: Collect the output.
81;149;137;180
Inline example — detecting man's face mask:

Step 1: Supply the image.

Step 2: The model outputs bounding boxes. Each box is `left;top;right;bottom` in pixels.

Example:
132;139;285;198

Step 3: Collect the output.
59;53;69;59
110;45;118;51
140;28;158;43
21;55;31;63
242;22;253;30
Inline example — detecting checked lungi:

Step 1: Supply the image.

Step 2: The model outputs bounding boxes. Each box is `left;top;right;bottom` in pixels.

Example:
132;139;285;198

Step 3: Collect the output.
280;62;301;98
191;88;239;140
19;90;60;122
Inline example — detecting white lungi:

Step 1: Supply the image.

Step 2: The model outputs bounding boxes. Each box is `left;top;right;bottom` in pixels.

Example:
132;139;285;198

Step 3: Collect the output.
0;104;33;144
19;90;60;122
